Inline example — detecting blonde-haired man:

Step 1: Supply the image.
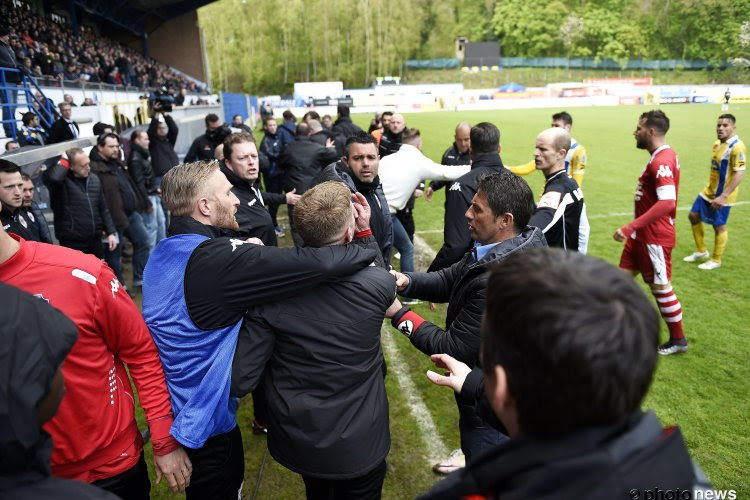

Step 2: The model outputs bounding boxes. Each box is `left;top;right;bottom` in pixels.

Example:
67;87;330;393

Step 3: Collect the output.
232;181;398;500
142;164;379;500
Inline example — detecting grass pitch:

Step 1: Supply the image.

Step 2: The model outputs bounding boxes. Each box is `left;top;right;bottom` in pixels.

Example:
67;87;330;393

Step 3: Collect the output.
140;103;749;499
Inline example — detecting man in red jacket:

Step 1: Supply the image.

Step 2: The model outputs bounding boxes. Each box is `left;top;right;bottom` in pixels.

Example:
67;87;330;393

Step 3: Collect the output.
0;204;192;500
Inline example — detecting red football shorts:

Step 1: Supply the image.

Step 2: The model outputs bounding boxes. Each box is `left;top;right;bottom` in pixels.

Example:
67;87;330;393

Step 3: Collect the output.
619;239;672;285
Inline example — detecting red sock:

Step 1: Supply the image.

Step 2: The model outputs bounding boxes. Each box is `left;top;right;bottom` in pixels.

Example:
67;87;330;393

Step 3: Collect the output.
652;287;685;340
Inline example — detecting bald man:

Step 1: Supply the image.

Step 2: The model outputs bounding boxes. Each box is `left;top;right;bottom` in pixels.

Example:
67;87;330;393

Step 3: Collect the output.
426;122;472;202
379;113;406;158
527;128;588;252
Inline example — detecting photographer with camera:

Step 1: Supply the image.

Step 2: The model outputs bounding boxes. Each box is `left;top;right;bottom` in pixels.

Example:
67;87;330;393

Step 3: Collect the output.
148;102;180;187
185;113;232;163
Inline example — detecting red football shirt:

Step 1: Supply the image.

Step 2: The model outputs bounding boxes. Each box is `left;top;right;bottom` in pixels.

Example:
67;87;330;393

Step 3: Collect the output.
632;145;680;247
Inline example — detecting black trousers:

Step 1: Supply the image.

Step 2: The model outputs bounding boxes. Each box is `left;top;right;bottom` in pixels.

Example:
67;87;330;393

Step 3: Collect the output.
264;175;283;226
59;238;105;259
301;459;387;500
92;452;150;500
396;195;416;242
184;425;244;500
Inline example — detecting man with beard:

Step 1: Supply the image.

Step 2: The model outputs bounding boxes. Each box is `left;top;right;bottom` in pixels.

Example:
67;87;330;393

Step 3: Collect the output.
221;132;300;246
425;122;472;202
313;131;393;263
142;160;379;500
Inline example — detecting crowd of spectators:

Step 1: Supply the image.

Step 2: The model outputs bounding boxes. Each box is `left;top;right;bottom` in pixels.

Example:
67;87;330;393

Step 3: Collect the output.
1;0;205;92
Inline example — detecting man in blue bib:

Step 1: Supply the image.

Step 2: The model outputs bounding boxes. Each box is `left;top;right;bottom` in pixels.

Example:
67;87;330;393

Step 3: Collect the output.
142;160;379;500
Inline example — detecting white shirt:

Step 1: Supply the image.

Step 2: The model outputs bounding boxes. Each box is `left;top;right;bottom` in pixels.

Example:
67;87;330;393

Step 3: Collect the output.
379;144;470;213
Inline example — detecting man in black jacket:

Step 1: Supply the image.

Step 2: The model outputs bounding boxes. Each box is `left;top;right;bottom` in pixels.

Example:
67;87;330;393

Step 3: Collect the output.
378;113;405;158
528;127;589;252
90;133;151;287
129;130;165;247
418;250;710;500
0;282;119;500
278;122;339;245
48;103;79;144
221;132;299;246
0;160;38;241
20;173;52;244
390;171;546;462
258;116;286;236
425;122;472;201
332;104;363;139
231;181;397;500
312;132;393;263
185;113;227;163
142;161;379;500
147;109;179;185
43;149;117;257
428;122;507;272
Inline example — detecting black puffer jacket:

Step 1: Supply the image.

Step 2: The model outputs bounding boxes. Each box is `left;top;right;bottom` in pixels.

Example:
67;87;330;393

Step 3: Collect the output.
128;143;157;197
395;226;547;427
231;247;395;479
43;160;116;243
278;136;339;194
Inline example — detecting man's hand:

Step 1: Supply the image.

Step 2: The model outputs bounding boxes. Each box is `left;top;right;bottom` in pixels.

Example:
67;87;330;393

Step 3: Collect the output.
154;446;192;493
385;298;403;318
414;188;424;198
613;228;628;243
389;270;410;291
106;234;118;251
424;186;434;202
325;137;335;148
352;191;371;232
245;237;264;245
286;188;301;205
710;194;728;211
426;353;471;394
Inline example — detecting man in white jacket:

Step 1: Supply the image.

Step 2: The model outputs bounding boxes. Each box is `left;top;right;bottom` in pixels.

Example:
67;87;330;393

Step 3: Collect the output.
379;128;470;273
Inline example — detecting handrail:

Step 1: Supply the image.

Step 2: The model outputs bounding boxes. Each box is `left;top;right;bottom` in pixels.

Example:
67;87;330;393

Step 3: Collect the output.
1;67;60;140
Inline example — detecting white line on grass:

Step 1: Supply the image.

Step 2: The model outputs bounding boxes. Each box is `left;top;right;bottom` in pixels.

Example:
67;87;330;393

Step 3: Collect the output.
415;201;750;234
381;323;449;466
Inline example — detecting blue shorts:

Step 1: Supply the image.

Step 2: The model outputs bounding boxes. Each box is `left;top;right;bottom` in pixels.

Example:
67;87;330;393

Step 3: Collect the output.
691;196;731;226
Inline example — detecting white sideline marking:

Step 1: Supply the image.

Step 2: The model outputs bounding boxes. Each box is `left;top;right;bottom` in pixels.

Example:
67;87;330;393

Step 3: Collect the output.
381;323;449;465
415;201;750;234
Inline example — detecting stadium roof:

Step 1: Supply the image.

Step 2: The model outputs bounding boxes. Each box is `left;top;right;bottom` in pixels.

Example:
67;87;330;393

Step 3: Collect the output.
71;0;216;36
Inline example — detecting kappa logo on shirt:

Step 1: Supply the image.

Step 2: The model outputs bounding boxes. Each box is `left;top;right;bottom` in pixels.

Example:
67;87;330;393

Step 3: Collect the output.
449;182;461;192
656;165;673;178
398;319;414;337
110;278;120;298
229;238;249;252
33;293;50;303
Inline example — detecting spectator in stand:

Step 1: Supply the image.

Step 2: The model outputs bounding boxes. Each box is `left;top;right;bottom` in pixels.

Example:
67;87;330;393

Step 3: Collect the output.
62;94;77;107
20;172;52;243
90;133;151;289
82;97;95;106
147;107;180;186
0;160;39;241
0;282;121;500
48;103;79;143
332;104;364;139
18;111;47;146
174;88;187;107
0;220;193;499
43;149;116;256
92;122;115;136
185;113;226;163
0;24;23;138
129;130;165;246
4;140;19;152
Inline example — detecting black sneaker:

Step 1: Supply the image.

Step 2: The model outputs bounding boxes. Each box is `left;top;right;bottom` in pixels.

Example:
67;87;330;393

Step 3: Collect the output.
658;338;688;356
252;420;268;435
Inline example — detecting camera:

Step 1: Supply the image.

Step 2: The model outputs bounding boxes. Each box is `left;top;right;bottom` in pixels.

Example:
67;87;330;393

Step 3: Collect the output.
148;87;174;113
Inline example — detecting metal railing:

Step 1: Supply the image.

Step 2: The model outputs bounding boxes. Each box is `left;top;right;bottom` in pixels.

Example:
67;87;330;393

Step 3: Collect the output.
1;67;61;141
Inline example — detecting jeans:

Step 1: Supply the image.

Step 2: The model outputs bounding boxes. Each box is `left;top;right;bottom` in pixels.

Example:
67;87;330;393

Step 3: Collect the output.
104;230;126;285
302;459;387;500
458;414;509;464
124;211;151;284
391;214;414;273
146;195;167;247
